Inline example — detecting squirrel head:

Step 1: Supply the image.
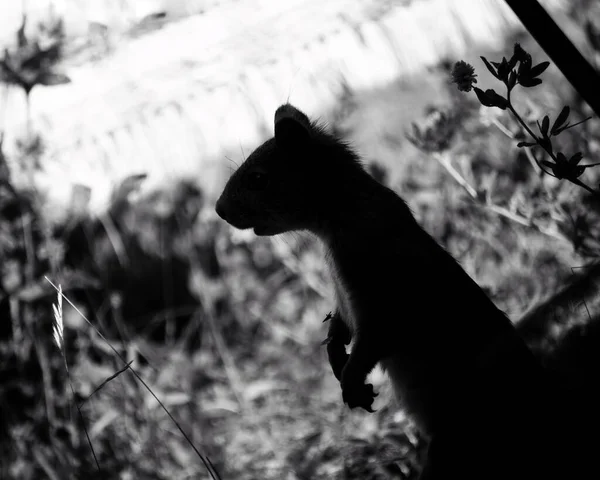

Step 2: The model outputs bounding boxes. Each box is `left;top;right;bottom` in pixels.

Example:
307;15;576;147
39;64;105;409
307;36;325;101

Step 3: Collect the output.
216;103;364;236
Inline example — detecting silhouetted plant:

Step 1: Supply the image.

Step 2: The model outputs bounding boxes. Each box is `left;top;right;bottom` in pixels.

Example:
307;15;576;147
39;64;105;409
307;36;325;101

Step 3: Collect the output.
406;45;600;259
452;43;597;196
0;14;70;135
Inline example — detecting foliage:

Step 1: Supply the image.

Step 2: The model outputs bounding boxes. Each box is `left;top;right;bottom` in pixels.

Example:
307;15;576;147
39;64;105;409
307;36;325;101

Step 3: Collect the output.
452;43;596;192
406;41;600;261
0;14;70;95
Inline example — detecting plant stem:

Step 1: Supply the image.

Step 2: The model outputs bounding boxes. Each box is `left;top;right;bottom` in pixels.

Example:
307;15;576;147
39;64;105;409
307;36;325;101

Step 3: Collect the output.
506;93;599;195
506;92;539;145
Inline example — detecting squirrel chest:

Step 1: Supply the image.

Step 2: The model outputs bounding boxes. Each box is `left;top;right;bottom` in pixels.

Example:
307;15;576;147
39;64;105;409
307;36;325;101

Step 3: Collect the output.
325;250;357;333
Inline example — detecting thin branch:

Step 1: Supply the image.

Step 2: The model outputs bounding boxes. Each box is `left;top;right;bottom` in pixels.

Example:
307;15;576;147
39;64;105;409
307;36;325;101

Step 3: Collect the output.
78;360;134;406
507;103;539;144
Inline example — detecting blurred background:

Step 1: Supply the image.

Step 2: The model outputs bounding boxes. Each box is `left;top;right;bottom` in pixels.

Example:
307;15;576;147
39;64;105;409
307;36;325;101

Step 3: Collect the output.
1;0;600;478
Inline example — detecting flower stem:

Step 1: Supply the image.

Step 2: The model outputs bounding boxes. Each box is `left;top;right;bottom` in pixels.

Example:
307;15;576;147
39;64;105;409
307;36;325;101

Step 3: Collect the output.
506;91;539;144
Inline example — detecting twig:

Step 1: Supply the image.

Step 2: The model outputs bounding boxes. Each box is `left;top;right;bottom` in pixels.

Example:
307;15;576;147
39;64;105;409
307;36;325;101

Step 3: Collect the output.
78;360;134;406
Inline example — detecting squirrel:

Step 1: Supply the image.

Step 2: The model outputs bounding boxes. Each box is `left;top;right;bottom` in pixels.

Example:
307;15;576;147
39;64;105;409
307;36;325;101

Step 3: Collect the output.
215;103;596;479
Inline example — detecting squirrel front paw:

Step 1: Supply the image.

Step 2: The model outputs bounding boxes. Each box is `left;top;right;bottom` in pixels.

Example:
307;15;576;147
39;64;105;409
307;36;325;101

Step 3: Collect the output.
341;375;378;413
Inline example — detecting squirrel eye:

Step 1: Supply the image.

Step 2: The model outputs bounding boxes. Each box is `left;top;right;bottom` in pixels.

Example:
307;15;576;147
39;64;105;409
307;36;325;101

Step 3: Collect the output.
247;171;268;190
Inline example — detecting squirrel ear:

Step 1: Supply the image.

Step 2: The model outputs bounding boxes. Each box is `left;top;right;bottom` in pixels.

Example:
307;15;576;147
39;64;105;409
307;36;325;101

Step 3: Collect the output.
274;104;311;150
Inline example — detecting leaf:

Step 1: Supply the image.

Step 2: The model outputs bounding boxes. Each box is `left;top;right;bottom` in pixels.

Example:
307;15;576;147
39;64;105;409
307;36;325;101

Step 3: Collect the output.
480;56;499;79
549;162;566;179
16;15;27;48
508;51;519;71
517;53;532;76
541;160;555;169
552;123;571;136
529;61;550;78
517;141;537;148
541;115;550;137
473;87;508;110
572;166;586;178
507;71;517;90
37;72;71;86
553;116;592;135
112;173;147;203
512;43;529;63
551;106;570;135
473;87;492;106
496;57;511;82
569;152;584;165
547;152;588;180
518;77;543;88
538;136;553;154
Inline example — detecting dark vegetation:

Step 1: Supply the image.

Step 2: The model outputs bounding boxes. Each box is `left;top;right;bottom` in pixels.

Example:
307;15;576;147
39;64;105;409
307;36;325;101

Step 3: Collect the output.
1;2;600;479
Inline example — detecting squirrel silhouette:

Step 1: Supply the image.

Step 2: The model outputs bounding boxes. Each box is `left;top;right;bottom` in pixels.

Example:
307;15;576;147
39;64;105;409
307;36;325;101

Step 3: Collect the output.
216;103;597;479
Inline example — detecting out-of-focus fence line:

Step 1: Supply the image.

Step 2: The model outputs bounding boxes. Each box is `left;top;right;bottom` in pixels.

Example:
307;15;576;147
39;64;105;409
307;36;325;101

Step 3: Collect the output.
0;0;569;217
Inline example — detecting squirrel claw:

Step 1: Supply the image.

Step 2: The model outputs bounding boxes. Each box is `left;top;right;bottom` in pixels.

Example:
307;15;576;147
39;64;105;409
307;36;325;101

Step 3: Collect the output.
342;382;378;413
321;335;333;346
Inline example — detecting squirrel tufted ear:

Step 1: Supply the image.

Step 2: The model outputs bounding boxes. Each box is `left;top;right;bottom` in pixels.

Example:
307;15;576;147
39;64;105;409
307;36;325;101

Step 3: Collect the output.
274;104;311;150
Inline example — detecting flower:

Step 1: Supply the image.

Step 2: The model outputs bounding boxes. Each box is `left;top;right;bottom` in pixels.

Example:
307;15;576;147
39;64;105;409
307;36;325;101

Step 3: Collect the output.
512;43;529;64
451;60;477;92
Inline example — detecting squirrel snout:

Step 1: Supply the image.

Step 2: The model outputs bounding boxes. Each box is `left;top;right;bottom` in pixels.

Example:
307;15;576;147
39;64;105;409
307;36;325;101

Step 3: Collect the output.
215;198;227;220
